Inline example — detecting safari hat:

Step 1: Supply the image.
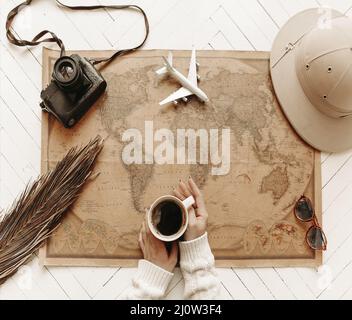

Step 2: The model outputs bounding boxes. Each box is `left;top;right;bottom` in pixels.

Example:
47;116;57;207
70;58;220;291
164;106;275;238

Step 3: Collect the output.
270;8;352;152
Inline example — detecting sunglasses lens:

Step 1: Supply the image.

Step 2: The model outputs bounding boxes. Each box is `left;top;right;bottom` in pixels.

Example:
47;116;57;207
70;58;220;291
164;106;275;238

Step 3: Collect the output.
295;197;314;221
307;226;326;250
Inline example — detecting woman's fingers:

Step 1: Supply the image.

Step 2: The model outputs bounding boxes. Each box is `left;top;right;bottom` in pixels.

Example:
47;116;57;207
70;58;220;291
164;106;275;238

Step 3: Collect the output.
188;177;207;215
143;211;152;245
138;229;145;253
188;206;197;225
140;221;147;254
144;212;164;251
178;179;192;198
144;214;151;234
173;187;186;200
141;221;146;240
188;176;201;197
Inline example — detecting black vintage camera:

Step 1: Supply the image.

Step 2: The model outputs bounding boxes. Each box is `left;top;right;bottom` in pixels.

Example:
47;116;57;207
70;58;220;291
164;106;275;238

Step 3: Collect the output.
40;54;107;128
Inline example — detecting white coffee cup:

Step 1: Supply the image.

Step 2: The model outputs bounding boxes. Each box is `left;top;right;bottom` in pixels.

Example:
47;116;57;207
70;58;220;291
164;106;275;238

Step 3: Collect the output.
147;195;195;241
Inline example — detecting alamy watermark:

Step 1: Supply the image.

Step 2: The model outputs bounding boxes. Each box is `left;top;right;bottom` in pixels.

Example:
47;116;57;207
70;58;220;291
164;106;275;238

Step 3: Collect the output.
121;121;231;175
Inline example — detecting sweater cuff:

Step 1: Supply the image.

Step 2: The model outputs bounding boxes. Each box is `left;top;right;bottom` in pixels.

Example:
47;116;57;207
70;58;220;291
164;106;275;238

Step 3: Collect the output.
179;232;213;266
135;260;174;293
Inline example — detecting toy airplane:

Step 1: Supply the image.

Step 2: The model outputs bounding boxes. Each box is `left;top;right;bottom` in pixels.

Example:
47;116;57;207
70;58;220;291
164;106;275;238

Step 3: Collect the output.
156;48;209;106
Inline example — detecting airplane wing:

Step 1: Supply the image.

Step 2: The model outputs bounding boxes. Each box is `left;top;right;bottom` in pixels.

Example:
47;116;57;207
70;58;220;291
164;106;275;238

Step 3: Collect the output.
155;66;167;75
159;87;193;105
187;48;198;86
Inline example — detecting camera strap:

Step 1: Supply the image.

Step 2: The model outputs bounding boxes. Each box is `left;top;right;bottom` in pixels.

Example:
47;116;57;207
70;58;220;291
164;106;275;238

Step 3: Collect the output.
6;0;150;66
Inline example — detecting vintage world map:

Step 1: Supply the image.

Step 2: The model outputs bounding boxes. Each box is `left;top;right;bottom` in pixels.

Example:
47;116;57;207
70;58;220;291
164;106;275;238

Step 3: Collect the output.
41;49;321;267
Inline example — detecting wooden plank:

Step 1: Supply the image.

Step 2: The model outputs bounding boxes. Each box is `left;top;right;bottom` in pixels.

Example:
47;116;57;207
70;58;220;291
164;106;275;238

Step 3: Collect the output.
103;0;159;47
46;266;92;300
236;0;279;42
0;38;42;91
325;215;352;269
0;98;40;172
164;268;186;299
321;152;330;163
216;269;253;300
113;0;180;49
324;184;352;234
158;0;221;49
319;0;352;13
210;6;253;50
221;2;272;50
165;268;183;296
294;267;323;297
254;268;296;299
275;268;315;299
279;0;320;16
0;183;14;212
57;0;115;50
164;279;185;300
10;0;92;61
68;266;118;298
324;206;352;262
143;0;192;49
1;129;38;181
318;260;352;299
297;229;352;298
322;155;352;212
257;0;289;27
11;256;68;300
94;268;135;300
233;268;274;299
341;279;352;299
0;278;27;300
0;42;41;119
0;153;25;196
193;18;219;49
322;150;352;188
0;70;41;148
208;31;233;50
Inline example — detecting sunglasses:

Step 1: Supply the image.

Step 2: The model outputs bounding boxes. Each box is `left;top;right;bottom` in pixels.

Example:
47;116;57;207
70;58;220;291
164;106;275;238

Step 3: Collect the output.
294;196;327;251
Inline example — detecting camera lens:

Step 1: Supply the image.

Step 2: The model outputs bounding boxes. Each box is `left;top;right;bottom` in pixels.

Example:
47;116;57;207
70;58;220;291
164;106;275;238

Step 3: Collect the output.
52;56;83;92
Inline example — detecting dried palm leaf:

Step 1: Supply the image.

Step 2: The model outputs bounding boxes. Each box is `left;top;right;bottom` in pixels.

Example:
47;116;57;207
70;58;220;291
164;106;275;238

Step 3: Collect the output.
0;135;104;285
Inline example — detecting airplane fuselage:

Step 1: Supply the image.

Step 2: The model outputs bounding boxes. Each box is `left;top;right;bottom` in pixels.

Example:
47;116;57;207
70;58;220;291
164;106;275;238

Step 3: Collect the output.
167;67;209;103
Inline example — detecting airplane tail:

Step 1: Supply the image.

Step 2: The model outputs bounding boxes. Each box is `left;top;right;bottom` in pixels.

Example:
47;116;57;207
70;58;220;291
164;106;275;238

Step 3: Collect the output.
155;51;173;75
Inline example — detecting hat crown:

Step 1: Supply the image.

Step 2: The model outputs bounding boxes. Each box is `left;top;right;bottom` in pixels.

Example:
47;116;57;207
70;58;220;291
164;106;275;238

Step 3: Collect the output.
295;16;352;118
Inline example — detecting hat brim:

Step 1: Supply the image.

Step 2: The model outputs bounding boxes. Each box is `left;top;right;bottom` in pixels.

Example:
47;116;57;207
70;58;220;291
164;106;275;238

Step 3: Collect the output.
270;8;352;153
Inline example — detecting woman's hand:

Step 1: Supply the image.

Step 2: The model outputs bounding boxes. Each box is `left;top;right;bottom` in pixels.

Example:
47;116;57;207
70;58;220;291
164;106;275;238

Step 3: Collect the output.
139;215;178;273
174;177;208;241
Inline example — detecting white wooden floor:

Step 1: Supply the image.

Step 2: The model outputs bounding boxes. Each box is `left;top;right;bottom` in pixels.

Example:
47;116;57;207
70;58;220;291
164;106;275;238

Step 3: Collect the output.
1;0;352;300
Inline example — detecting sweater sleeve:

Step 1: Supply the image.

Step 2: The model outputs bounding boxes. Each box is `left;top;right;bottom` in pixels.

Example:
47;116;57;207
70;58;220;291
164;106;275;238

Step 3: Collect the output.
179;232;221;300
122;259;174;300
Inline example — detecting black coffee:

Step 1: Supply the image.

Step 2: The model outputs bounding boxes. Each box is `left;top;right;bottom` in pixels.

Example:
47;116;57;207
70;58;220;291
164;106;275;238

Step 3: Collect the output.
156;201;183;236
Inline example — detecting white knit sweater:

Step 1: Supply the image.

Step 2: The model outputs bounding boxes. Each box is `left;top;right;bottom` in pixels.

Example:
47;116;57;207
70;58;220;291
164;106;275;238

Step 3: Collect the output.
122;233;221;300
